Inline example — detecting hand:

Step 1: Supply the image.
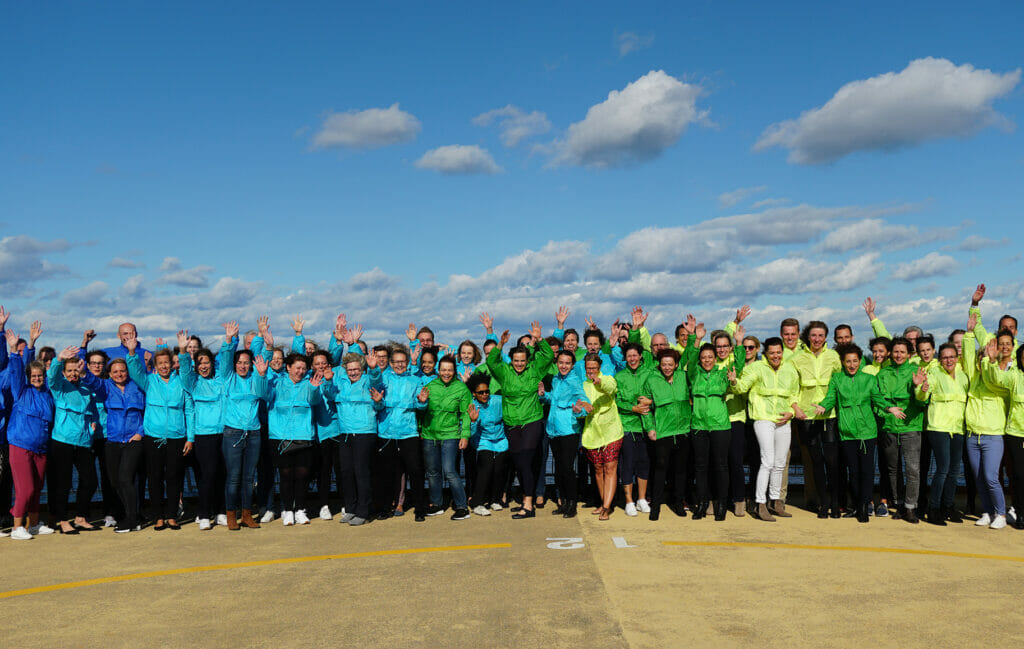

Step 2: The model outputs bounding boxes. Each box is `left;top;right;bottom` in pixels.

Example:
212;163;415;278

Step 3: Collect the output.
530;320;542;341
364;349;377;369
81;329;96;348
29;320;42;345
734;324;746;344
334;325;346;343
460;367;472;382
336;313;347;332
609;320;621;346
647;430;657;441
631;305;648;330
555;306;570;329
727;368;737;383
406;322;417;341
479;312;494;333
411;344;421;363
257;315;270;335
124;330;138;354
592;375;601;386
468;403;479;422
253;355;268;376
310;371;324;388
584;316;596;330
129;433;143;443
985;337;998;362
183;441;194;456
813;405;826;416
370;387;383;403
176;329;189;350
417;386;429;403
537;382;545;397
888;406;906;420
863;297;876;321
322;366;334;381
498;329;510;347
695;322;706;342
458;438;469;451
0;306;8;329
792;406;807;420
59;345;79;361
921;379;930;393
912;367;928;386
291;316;304;335
348;324;363;343
155;337;165;347
580;402;593;415
971;283;986;307
776;412;793;425
572;399;585;414
637;395;652;408
734;305;751;324
967;311;978;332
631;403;649;415
263;328;275;349
684;314;696;335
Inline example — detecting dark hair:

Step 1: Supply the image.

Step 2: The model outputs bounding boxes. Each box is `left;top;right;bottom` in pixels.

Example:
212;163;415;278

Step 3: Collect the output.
869;337;892;352
938;343;958;360
583;352;603;366
438;353;458;374
563;328;579;341
544;336;561;349
699;343;715;357
779;318;799;332
466;373;490;393
1016;345;1024;372
712;330;731;347
189;335;202;347
372;344;391;358
310;350;331;366
583;327;605;346
833;324;852;339
417;326;434;339
233;349;254;366
38;346;56;363
420;348;438;364
354;340;368;355
516;334;533;348
86;350;109;365
621;342;643;357
996;327;1015;342
890;336;911;354
674;323;688;339
482;339;497;351
194;348;216;373
284;352;308;368
656;348;681;363
916;334;936;350
947;329;966;343
1000;314;1018;330
800;321;829;347
555;349;576;365
509;345;531;365
763;336;784;352
836;343;863;360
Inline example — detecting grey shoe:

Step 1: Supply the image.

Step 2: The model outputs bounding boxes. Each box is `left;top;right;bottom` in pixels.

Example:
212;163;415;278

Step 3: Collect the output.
348;516;367;526
340;513;355;524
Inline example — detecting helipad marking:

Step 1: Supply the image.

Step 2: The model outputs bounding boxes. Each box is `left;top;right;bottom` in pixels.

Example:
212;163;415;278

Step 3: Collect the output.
662;540;1024;563
0;543;511;600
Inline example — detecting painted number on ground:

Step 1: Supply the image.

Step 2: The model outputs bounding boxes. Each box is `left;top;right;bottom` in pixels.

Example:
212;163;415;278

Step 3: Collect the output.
546;537;585;550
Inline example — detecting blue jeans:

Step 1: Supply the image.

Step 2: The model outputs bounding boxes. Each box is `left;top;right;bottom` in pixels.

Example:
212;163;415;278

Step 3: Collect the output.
966;434;1005;516
928;431;963;510
223;428;261;511
423;439;467;509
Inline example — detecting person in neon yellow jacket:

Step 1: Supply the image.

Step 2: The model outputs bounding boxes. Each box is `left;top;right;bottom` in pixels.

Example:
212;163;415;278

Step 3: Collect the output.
967;283;1019;349
580;354;623;521
980;342;1024;529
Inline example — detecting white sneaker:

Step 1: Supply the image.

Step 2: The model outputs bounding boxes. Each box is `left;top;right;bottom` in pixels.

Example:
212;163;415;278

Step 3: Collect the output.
260;510;275;524
319;505;332;520
990;515;1007;529
625;502;638;517
103;515;117;528
490;502;503;511
473;505;491;517
216;514;228;526
282;511;295;526
198;518;212;531
29;523;54;535
11;526;32;540
294;510;310;525
636;499;651;513
975;513;992;526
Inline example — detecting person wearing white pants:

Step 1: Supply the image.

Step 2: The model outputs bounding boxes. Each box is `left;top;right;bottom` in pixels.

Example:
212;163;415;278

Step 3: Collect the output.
754;420;792;517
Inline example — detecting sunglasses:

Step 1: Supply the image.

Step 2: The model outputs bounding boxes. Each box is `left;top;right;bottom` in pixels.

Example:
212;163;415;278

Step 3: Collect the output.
743;345;757;350
474;389;490;395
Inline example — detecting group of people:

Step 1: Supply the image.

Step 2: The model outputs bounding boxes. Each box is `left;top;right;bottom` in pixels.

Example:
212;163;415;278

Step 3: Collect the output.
2;282;1022;541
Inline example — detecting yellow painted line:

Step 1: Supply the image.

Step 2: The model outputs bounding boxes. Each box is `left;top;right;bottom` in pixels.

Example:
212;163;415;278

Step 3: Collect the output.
0;543;511;600
662;540;1024;563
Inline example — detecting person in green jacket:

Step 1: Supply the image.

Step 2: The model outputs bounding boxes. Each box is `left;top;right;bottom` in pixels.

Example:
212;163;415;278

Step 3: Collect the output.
689;333;745;522
486;322;554;519
614;342;652;517
874;337;928;524
813;344;888;523
421;355;473;521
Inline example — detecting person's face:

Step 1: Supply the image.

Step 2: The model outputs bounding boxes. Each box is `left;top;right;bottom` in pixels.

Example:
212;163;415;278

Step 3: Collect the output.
459;344;475;364
871;343;889;364
472;382;490;404
584;335;601;354
743;339;758;362
87;356;105;377
185;339;200;356
999;317;1018;337
917;342;935;364
557;355;574;376
155;355;172;379
29;366;46;389
270;350;284;371
197;355;214;378
288;360;307;383
834;327;853;346
312;355;330;374
890;344;909;365
650;334;669;355
390;353;409;374
345;361;363;383
16;341;26;355
235;354;251;378
618;329;629;344
420;355;436;375
843;352;860;376
549;341;561;354
109;362;128;385
766;345;784;369
172;355;180;371
905;331;919;352
713;337;731;361
585;360;601;381
998;335;1014;361
563;332;578;352
117;323;136;345
511;351;528;373
439;361;456;383
625;348;642;370
659;356;678;378
303;341;315;355
699;349;715;371
808;327;827;352
950;333;963;357
63;360;81;383
781;324;799;349
940;348;958;374
417;332;434;348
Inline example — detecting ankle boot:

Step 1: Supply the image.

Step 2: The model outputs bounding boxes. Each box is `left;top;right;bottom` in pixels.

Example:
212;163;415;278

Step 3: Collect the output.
733;500;746;517
757;502;776;522
856;505;870;523
562;501;577;519
649;504;660;521
713;500;727;521
241;509;260;528
771;500;792;517
945;506;963;523
927;508;946;526
691;501;709;520
226;510;240;531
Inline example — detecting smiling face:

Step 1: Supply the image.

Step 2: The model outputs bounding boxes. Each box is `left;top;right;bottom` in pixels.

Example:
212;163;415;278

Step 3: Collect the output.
390;352;409;375
765;344;784;369
288;359;308;383
270;349;284;371
713;336;732;361
375;349;389;369
312;354;330;375
109;360;128;385
511;351;528;374
843;352;860;376
29;366;46;390
154;354;172;379
185;338;200;356
871;342;889;365
420;354;436;376
438;360;456;383
459;343;475;364
807;326;827;353
659;355;678;378
940;348;958;374
890;343;909;366
998;334;1014;361
557;354;575;376
584;335;601;354
743;338;758;362
345;361;363;383
197;354;213;378
472;382;490;404
563;332;578;353
781;324;799;350
625;348;642;370
585;359;601;381
699;349;716;371
235;354;251;378
834;326;853;346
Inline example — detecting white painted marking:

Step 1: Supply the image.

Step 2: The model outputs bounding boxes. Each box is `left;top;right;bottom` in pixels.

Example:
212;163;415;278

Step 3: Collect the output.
612;536;636;548
546;537;585;550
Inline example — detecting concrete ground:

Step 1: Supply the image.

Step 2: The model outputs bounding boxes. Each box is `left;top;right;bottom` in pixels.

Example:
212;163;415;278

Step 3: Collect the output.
3;502;1024;649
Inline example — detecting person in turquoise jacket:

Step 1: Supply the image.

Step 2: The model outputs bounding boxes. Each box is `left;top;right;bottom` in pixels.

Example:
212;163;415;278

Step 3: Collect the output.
373;347;428;522
467;373;507;516
126;330;194;531
539;350;590;518
322;351;384;526
47;346;102;534
179;344;226;530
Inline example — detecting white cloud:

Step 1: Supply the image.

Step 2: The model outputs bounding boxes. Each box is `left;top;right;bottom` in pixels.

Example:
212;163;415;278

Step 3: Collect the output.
815;218;928;253
63;281;110;307
415;145;502;175
615;31;654;57
957;234;1009;251
0;235;72;289
718;185;767;208
891;252;959;281
159;257;182;272
755;57;1021;164
472;105;552;147
311;103;421;150
551;70;709;168
108;256;145;269
161;263;216;287
751;197;790;209
119;274;147;299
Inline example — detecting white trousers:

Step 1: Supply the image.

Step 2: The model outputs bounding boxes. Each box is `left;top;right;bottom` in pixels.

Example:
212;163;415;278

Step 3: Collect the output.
754;420;791;504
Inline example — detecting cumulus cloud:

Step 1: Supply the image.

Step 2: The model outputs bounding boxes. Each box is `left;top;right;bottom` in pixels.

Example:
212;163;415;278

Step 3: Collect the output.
813;218;959;253
615;31;654;57
472;105;552;147
0;235;72;289
119;274;147;300
755;57;1021;164
551;70;709;168
311;103;421;150
751;197;790;209
956;234;1009;251
160;260;216;287
891;252;959;281
718;185;767;208
159;257;182;272
63;281;110;308
107;256;145;269
415;145;502;175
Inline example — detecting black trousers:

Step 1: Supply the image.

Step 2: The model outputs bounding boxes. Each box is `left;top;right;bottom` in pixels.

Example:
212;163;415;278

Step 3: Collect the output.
144;437;185;520
692;429;731;502
650;435;690;507
273;443;312;511
47;439;97;521
339;434;375;519
316;437;342;510
798;419;840;510
727;421;747;502
473;449;508;506
193;434;224;519
256;424;276;513
506;420;544;498
92;437;122;518
549;434;580;502
372;437;425;515
1005;436;1024;513
842;438;876;507
105;439;143;526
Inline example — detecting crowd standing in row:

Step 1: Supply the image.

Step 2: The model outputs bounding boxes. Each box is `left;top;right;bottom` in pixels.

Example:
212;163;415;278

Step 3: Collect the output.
2;282;1022;541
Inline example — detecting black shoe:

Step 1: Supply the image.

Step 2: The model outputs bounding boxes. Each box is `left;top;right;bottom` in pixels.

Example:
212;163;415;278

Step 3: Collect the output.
551;501;566;515
817;507;829;519
58;526;80;535
856;506;870;523
842;508;858;518
691;501;708;520
890;508;901;520
562;501;577;518
451;508;471;521
904;508;919;524
713;500;727;521
167;521;181;530
649;505;660;521
927;508;947;526
414;511;426;522
945;506;963;523
511;508;535;519
377;510;394;521
425;504;445;517
670;502;688;518
1014;516;1024;530
153;521;168;531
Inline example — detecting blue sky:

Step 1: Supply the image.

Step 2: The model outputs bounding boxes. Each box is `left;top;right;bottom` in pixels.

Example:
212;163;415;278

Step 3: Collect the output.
2;1;1022;349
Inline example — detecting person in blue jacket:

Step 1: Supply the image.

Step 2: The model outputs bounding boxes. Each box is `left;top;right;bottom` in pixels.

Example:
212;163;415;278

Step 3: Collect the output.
179;341;226;531
308;348;344;521
101;322;153;363
467;373;507;516
47;346;103;534
323;351;384;526
4;327;55;540
539;350;590;518
126;330;194;531
83;347;121;527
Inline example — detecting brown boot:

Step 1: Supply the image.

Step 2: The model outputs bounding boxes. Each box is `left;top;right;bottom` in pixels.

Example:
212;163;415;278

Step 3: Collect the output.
771;499;792;517
757;503;775;522
241;509;260;529
226;510;240;531
733;501;746;517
